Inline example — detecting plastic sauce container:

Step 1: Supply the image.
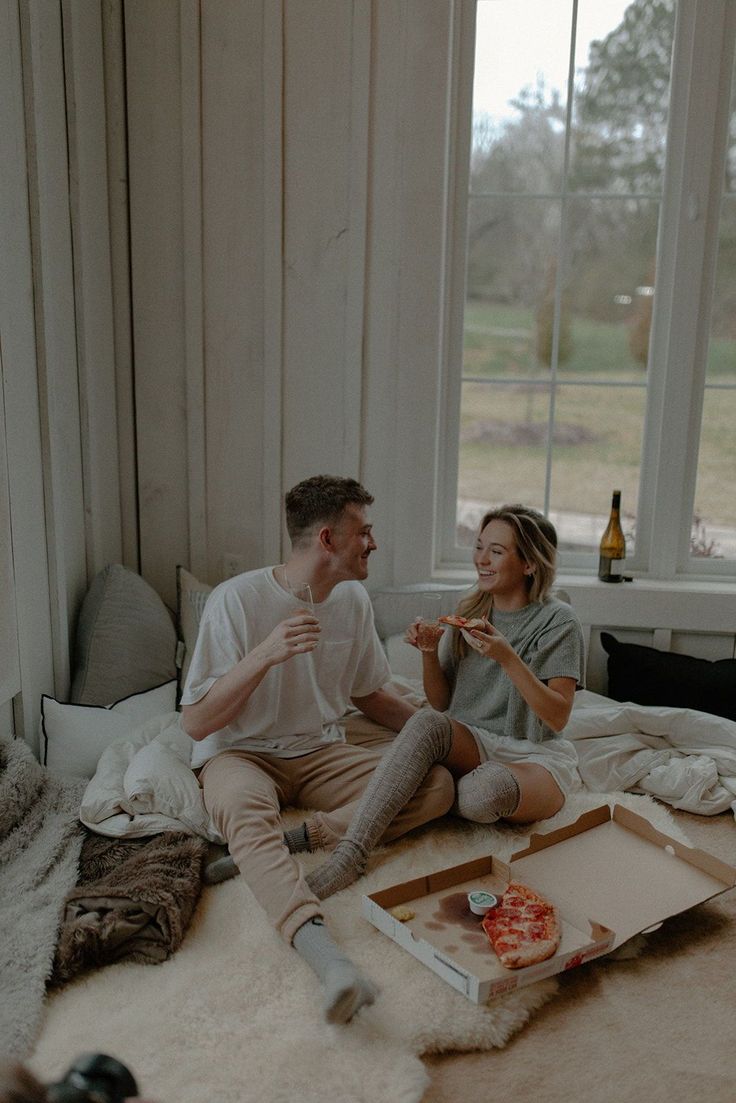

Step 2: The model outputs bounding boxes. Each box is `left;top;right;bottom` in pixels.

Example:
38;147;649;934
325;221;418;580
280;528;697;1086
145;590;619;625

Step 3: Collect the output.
467;890;498;916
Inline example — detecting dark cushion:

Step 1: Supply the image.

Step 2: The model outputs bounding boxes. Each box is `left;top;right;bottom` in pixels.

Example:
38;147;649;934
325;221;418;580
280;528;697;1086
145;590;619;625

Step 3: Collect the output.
600;632;736;721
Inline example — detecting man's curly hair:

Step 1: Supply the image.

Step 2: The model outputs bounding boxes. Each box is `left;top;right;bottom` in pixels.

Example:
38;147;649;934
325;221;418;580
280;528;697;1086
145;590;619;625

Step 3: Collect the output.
285;475;374;546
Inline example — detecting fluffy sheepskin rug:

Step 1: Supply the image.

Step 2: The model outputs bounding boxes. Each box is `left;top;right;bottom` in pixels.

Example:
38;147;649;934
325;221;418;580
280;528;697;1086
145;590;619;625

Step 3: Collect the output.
29;792;683;1103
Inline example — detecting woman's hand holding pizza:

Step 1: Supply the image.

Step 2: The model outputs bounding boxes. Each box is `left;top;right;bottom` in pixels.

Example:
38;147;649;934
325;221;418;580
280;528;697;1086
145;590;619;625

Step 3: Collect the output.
463;620;515;665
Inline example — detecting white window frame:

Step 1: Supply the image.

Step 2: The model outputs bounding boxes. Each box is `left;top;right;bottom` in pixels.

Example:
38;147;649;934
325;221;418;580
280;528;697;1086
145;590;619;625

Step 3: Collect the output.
435;0;736;583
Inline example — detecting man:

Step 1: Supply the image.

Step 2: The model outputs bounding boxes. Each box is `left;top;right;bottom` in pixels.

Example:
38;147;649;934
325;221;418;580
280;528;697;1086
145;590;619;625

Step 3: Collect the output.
180;475;454;1024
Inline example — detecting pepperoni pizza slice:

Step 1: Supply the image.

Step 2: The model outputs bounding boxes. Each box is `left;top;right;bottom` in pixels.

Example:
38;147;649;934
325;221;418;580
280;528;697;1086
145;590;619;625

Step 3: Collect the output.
482;881;561;969
438;614;486;629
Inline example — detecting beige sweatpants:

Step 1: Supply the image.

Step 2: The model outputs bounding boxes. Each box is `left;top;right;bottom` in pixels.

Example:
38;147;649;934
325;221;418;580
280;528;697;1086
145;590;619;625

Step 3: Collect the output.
199;741;454;944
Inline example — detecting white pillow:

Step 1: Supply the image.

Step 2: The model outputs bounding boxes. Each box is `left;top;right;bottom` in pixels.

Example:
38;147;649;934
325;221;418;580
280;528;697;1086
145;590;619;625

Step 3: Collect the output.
41;680;177;778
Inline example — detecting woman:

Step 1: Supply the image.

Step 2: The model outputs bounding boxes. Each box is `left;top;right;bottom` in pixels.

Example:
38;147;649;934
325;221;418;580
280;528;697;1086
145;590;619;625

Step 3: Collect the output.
305;504;585;901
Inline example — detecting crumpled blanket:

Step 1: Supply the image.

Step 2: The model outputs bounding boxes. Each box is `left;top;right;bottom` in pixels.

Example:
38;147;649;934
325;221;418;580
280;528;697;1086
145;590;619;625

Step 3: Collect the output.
565;691;736;817
79;680;424;844
51;829;208;983
80;711;223;841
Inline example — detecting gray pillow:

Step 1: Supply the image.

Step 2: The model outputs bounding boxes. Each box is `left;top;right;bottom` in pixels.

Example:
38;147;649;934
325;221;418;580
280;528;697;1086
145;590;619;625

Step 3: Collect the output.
71;564;178;706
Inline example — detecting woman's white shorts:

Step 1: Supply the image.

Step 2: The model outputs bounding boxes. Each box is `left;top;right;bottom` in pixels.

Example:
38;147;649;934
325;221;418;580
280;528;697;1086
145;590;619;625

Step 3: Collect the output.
462;725;582;796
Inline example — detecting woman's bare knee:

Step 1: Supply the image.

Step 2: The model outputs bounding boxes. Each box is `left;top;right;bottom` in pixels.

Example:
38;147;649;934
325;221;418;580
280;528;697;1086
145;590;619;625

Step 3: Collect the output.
504;763;564;824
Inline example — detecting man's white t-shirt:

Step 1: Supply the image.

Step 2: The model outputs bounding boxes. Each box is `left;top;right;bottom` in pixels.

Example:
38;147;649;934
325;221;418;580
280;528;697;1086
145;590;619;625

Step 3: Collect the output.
182;567;391;768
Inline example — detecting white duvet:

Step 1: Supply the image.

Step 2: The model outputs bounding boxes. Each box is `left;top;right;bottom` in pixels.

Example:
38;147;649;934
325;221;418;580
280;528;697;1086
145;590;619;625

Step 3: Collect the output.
80;712;224;842
80;692;736;841
566;690;736;818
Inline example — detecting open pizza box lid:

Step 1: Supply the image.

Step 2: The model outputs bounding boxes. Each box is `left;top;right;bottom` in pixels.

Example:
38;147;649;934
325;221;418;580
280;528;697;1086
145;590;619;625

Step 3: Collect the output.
362;803;736;1003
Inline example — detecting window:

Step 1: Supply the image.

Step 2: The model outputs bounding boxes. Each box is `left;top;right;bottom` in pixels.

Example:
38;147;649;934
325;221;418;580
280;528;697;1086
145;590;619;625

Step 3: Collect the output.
690;51;736;567
439;0;736;579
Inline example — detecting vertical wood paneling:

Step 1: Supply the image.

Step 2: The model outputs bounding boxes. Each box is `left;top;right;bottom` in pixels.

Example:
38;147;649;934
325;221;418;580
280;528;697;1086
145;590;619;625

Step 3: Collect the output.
62;0;123;579
0;0;56;746
361;0;405;584
180;0;207;580
20;0;88;694
0;700;13;741
390;0;455;585
125;0;189;608
361;0;461;586
262;0;284;564
102;0;139;572
201;0;267;578
0;352;20;707
282;0;369;489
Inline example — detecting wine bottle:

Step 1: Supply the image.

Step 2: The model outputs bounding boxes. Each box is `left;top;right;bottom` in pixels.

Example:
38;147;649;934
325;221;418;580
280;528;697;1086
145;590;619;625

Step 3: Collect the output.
598;490;626;583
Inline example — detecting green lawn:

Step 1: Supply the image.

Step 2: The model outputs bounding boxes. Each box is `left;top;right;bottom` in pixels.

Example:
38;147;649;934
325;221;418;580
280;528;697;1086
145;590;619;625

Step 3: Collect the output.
458;301;736;531
462;300;736;378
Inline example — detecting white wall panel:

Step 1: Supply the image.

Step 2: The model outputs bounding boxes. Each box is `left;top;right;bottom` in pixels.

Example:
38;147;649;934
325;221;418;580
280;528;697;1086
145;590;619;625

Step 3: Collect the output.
103;0;139;572
125;0;190;608
62;0;123;578
281;0;369;490
0;0;55;748
20;0;88;692
362;0;471;588
201;0;268;578
0;354;20;708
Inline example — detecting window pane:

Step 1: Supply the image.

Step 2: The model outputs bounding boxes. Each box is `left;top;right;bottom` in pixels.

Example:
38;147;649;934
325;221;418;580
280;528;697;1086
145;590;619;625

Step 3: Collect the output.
692;97;736;561
691;389;736;561
571;0;676;195
559;198;660;379
548;383;644;554
465;198;561;372
471;0;572;195
457;381;550;546
706;198;736;381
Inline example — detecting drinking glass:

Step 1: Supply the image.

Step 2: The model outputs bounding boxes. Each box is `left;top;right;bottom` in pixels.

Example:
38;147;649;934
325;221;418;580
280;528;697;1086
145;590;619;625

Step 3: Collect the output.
416;592;443;652
287;580;314;608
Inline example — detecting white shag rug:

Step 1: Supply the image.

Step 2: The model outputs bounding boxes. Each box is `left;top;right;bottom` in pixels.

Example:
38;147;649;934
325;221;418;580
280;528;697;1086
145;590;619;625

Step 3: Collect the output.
30;792;684;1103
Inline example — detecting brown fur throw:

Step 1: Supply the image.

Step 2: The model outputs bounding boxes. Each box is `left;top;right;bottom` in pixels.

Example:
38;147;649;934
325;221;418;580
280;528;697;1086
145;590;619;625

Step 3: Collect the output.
52;829;208;984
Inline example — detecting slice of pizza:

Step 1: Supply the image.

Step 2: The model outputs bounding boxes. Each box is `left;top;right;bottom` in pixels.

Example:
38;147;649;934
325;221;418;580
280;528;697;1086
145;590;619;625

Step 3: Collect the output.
482;881;561;969
438;614;486;630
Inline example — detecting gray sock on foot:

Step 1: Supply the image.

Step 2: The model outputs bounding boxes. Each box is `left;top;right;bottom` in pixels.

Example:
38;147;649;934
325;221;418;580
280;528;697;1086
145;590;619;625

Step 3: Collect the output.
453;761;521;823
283;822;312;853
293;917;378;1024
203;853;239;884
305;708;453;900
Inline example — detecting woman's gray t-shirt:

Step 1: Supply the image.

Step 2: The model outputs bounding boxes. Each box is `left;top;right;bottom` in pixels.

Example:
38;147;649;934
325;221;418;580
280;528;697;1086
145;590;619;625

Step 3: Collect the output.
439;597;585;744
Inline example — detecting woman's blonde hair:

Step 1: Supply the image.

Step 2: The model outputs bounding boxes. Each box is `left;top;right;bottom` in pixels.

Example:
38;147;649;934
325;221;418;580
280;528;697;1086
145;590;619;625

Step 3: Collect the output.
452;504;558;661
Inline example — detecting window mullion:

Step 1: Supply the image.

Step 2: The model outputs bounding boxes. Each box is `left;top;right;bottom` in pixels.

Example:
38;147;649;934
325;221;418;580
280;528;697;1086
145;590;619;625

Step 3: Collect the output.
438;0;477;569
641;0;735;579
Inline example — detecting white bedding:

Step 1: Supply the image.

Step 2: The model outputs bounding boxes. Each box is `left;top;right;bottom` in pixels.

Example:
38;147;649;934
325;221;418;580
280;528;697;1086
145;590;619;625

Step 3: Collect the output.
566;690;736;817
80;712;224;842
79;691;736;841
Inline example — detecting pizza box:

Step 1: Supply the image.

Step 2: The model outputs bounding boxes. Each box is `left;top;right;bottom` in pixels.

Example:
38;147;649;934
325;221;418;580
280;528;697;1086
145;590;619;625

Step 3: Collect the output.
362;803;736;1003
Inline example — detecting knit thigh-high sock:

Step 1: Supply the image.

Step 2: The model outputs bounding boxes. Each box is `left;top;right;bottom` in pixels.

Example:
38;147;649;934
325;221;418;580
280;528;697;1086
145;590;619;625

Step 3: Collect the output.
453;761;521;823
306;709;453;900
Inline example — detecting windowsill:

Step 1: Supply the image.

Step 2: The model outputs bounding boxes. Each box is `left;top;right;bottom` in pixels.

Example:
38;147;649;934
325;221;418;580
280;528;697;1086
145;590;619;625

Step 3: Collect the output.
434;567;736;594
429;569;736;632
559;573;736;595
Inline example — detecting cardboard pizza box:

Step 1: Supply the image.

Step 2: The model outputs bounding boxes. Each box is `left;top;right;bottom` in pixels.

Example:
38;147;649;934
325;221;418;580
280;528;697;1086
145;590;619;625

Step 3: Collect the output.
362;803;736;1003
